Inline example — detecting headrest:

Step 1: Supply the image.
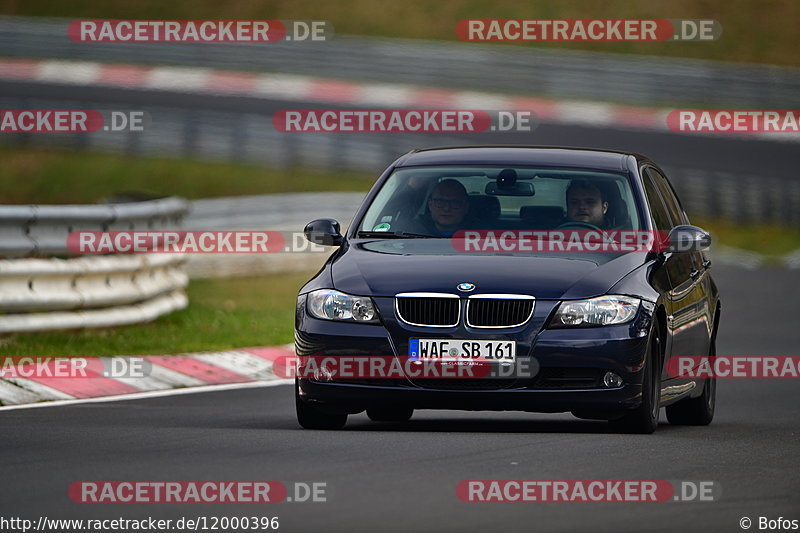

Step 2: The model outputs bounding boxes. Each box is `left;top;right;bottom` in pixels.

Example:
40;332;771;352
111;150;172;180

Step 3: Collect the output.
469;195;501;221
520;205;565;221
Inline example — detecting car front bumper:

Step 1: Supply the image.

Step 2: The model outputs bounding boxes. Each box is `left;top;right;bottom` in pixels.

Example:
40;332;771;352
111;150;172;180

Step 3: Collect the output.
295;295;655;418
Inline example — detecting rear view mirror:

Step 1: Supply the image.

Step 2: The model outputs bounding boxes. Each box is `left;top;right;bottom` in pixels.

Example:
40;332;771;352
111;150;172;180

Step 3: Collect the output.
304;218;344;246
667;225;711;252
485;181;534;197
485;167;535;196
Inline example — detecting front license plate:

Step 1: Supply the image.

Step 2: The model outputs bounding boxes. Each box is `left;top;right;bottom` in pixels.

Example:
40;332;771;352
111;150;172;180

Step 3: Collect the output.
409;339;516;362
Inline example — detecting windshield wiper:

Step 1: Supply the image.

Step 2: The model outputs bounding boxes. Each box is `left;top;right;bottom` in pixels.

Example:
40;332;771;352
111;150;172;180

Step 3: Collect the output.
356;231;432;239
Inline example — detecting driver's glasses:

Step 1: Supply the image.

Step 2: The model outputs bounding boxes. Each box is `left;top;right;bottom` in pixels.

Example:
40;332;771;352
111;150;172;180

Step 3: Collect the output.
431;197;465;209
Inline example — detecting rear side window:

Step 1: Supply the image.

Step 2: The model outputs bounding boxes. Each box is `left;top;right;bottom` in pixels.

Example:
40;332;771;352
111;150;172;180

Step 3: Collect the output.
646;167;687;225
642;169;673;231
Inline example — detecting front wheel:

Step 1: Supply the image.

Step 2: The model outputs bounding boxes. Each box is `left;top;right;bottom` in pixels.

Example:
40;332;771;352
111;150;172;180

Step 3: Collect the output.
609;331;661;434
295;380;347;430
666;338;716;426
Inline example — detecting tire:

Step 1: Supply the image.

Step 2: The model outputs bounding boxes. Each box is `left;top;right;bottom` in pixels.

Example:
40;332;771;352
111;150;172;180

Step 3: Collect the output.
367;407;414;422
666;338;716;426
609;331;661;434
295;381;347;430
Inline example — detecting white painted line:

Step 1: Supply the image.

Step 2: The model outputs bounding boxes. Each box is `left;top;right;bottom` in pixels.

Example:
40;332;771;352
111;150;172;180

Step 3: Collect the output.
0;379;293;412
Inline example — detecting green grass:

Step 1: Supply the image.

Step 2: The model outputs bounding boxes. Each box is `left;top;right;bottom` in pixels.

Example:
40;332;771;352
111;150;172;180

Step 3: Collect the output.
695;219;800;259
0;145;373;204
1;0;798;67
0;271;317;356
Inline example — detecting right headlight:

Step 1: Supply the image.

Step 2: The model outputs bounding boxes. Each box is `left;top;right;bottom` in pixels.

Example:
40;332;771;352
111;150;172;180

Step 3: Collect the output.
549;295;640;327
306;289;379;323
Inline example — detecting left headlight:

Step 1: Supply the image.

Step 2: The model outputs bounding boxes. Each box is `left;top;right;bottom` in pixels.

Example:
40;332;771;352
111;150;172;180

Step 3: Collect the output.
306;289;379;323
550;295;640;327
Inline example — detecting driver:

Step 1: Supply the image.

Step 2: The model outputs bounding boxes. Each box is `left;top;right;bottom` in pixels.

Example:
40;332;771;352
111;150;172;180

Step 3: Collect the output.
411;179;473;236
565;179;608;228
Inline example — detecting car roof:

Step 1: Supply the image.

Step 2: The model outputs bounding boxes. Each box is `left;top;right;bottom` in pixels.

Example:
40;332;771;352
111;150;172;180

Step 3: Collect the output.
395;146;644;173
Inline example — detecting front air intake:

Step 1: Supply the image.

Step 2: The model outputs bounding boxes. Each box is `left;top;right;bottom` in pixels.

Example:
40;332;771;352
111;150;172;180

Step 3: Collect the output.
466;295;534;328
395;293;460;327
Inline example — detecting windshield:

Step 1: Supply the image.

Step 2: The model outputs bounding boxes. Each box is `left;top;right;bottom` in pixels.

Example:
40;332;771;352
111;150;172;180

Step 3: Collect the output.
358;166;641;237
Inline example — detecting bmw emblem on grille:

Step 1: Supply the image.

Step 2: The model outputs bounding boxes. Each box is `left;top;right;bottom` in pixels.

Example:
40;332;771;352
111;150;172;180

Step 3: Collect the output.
457;282;476;292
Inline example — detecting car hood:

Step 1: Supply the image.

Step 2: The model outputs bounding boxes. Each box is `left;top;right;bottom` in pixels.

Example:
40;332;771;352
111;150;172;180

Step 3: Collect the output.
330;239;648;300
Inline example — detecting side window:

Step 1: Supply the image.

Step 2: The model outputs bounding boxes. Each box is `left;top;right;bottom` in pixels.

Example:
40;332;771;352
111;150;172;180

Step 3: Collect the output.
647;168;687;225
641;170;673;231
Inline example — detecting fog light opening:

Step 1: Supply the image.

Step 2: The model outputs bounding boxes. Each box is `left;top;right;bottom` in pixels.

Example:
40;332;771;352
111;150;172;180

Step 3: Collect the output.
603;371;623;388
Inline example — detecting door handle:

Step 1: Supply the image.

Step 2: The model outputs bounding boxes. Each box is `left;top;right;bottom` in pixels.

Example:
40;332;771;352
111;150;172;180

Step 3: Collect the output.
690;269;700;279
702;259;712;270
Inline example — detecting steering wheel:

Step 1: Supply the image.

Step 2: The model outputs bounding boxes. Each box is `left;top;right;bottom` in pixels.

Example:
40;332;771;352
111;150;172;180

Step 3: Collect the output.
555;220;603;230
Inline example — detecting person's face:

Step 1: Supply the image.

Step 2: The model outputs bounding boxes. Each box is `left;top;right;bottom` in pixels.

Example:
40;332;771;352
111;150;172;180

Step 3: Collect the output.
429;186;468;229
567;187;608;226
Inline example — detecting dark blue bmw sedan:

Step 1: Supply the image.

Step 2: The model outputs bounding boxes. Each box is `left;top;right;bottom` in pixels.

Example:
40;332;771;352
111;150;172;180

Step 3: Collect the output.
294;146;720;434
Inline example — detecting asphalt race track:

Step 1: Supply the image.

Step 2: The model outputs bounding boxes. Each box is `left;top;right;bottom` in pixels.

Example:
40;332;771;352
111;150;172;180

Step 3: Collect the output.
1;264;798;532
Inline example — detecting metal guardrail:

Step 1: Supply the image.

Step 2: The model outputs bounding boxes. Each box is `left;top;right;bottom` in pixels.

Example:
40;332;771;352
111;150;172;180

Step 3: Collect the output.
0;198;189;332
2;16;800;108
0;196;188;258
0;255;187;332
184;192;363;278
0;254;186;312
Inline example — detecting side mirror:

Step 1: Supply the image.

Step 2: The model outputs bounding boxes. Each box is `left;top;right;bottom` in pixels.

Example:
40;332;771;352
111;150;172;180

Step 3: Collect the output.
304;218;344;246
667;225;711;253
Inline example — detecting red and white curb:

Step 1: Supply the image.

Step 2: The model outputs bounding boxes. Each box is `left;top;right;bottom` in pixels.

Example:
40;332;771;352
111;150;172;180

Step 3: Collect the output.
2;57;796;142
0;345;295;409
4;56;794;141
